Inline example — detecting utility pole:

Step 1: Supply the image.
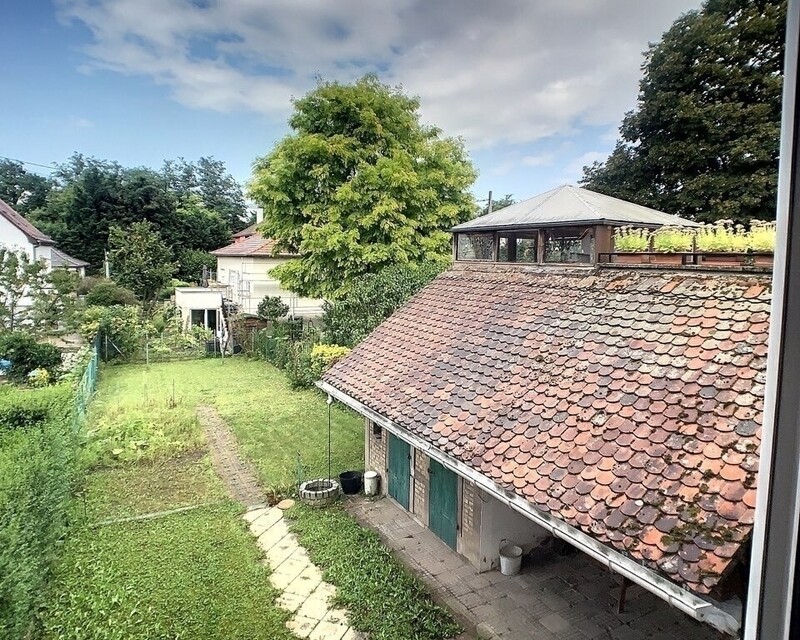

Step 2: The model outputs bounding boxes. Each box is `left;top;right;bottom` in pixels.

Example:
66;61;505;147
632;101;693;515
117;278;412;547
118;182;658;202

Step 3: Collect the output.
104;250;110;278
487;190;493;216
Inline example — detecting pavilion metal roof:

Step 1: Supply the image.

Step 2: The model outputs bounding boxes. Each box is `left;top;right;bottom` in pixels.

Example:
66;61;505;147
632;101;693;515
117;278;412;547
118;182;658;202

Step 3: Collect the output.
453;185;700;232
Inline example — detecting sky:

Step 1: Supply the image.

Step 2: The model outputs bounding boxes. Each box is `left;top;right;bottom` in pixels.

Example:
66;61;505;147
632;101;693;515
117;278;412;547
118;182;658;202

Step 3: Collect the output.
0;0;703;203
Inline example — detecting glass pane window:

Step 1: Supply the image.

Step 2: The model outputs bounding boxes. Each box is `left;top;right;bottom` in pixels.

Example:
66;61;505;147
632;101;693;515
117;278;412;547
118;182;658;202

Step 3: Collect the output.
515;235;538;263
457;233;494;260
498;236;510;261
544;227;594;263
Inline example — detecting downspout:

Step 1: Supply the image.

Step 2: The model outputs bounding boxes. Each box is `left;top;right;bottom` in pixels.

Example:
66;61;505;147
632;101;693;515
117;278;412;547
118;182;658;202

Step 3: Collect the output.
317;380;741;637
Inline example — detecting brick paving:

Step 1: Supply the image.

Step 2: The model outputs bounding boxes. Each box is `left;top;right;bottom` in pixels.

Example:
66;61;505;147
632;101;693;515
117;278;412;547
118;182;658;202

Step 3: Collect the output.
345;496;722;640
197;405;266;507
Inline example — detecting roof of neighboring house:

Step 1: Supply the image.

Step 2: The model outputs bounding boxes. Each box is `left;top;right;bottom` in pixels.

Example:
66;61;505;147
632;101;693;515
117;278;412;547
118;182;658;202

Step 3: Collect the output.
211;233;296;258
50;247;89;269
0;197;55;245
453;185;701;232
233;222;259;238
323;262;770;596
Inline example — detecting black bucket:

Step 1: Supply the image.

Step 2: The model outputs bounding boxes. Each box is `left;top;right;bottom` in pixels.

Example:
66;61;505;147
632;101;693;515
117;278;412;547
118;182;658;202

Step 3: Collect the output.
339;471;363;495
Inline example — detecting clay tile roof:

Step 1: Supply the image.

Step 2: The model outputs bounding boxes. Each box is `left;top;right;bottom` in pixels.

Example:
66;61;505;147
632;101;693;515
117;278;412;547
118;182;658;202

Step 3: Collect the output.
323;262;771;596
211;233;295;258
453;185;700;232
0;198;54;245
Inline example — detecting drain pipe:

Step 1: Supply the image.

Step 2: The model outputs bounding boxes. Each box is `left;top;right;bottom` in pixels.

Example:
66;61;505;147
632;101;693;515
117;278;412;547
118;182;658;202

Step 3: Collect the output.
317;381;741;637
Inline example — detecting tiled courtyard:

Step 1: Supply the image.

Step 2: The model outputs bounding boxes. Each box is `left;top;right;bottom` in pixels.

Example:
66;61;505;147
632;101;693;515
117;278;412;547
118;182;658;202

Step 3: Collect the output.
346;496;722;640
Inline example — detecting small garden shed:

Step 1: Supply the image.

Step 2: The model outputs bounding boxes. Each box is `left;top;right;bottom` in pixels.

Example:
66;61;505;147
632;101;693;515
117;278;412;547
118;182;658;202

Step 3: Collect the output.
319;186;770;637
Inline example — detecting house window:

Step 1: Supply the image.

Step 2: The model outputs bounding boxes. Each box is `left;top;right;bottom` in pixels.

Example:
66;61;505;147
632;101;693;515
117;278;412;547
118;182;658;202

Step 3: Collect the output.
456;233;494;260
515;233;538;263
498;235;510;261
544;227;594;263
372;422;382;440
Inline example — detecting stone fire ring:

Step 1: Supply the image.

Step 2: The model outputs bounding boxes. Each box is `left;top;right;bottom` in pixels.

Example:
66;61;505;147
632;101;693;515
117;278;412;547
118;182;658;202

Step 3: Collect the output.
298;478;341;506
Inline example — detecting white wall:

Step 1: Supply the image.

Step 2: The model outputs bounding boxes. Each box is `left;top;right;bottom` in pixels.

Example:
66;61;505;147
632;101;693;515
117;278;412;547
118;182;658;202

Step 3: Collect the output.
175;288;224;332
0;216;35;258
478;492;550;572
216;255;324;317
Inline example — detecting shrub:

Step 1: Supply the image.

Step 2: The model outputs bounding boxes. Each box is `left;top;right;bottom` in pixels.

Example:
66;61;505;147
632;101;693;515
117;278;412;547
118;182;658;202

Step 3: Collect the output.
0;332;62;383
84;280;138;307
323;262;445;348
749;221;777;252
257;295;289;323
0;384;77;637
652;226;694;253
81;305;145;361
613;227;651;252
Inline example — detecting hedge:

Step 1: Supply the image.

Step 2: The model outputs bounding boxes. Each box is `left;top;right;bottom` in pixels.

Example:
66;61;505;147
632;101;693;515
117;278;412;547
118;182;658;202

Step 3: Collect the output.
0;383;80;638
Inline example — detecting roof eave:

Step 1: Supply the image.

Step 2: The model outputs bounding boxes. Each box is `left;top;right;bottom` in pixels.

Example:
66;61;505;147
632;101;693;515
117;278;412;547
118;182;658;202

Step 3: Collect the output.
452;218;699;233
317;379;741;637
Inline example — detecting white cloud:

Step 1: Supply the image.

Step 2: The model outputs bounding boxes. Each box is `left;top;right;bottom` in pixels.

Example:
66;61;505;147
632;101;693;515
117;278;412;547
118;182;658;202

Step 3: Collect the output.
522;154;555;168
56;0;701;149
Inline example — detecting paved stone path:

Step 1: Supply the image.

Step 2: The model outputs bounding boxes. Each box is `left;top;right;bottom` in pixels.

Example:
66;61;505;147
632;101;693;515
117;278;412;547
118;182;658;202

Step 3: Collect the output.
198;405;266;507
197;405;364;640
245;506;365;640
346;496;719;640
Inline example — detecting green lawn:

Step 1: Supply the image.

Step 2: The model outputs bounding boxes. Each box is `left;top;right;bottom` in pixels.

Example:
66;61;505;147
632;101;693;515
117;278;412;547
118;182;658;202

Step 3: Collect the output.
84;358;364;491
44;357;456;640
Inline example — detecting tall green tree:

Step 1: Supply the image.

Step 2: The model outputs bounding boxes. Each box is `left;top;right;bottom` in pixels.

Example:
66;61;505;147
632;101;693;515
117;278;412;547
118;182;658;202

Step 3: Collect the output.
0;159;51;214
581;0;786;224
108;221;175;302
249;75;477;299
163;157;248;231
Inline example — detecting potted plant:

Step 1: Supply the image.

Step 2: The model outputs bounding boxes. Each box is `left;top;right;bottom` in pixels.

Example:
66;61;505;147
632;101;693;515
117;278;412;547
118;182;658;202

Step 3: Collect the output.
611;227;651;263
695;220;775;266
650;226;694;264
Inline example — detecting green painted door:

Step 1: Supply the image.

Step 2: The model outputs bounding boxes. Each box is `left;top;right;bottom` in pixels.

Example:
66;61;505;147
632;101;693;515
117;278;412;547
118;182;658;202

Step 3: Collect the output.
429;459;458;549
388;433;411;510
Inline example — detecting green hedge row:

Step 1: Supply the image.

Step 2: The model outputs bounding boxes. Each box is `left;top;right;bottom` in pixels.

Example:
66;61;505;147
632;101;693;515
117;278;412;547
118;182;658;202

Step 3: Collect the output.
0;383;79;638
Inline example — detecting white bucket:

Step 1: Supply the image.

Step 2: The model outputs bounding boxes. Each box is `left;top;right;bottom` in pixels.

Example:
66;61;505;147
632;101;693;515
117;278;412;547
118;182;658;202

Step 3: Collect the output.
364;471;380;496
499;544;523;576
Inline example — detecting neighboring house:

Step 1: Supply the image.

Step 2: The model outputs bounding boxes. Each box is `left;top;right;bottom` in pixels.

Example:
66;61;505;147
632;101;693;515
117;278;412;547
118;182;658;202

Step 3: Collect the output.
50;247;89;278
0;197;55;265
319;186;764;636
211;223;324;318
174;286;227;335
0;198;89;275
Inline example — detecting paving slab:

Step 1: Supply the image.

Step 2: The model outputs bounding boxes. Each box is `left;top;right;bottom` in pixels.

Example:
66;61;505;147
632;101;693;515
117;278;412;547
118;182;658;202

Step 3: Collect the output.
344;495;720;640
201;406;364;639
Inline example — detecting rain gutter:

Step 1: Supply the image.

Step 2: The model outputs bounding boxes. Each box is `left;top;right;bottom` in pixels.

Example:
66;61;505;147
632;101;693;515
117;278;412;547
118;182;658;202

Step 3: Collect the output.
317;380;741;636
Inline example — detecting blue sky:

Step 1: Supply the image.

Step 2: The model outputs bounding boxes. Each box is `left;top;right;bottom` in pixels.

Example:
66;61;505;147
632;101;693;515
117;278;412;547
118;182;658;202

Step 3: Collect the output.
1;0;702;203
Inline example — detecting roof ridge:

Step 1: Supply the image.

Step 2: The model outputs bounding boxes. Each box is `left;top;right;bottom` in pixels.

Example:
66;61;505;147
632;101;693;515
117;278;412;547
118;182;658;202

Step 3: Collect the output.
568;185;604;219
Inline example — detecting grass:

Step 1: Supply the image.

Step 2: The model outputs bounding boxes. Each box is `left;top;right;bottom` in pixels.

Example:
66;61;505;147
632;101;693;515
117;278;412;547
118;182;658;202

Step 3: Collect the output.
288;502;461;640
44;503;296;640
81;450;226;522
85;358;364;490
46;357;453;640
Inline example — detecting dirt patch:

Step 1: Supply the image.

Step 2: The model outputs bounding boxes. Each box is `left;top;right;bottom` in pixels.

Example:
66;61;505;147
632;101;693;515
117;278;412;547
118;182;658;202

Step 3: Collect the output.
197;405;266;508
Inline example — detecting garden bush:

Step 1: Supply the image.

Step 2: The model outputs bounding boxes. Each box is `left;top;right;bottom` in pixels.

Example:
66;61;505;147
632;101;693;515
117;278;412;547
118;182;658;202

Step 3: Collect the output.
323;262;445;348
83;279;138;307
0;331;62;383
0;383;78;637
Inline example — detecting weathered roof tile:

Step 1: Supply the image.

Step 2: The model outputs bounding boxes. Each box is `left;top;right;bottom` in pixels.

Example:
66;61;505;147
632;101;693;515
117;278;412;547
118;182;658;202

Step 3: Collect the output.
323;263;770;596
